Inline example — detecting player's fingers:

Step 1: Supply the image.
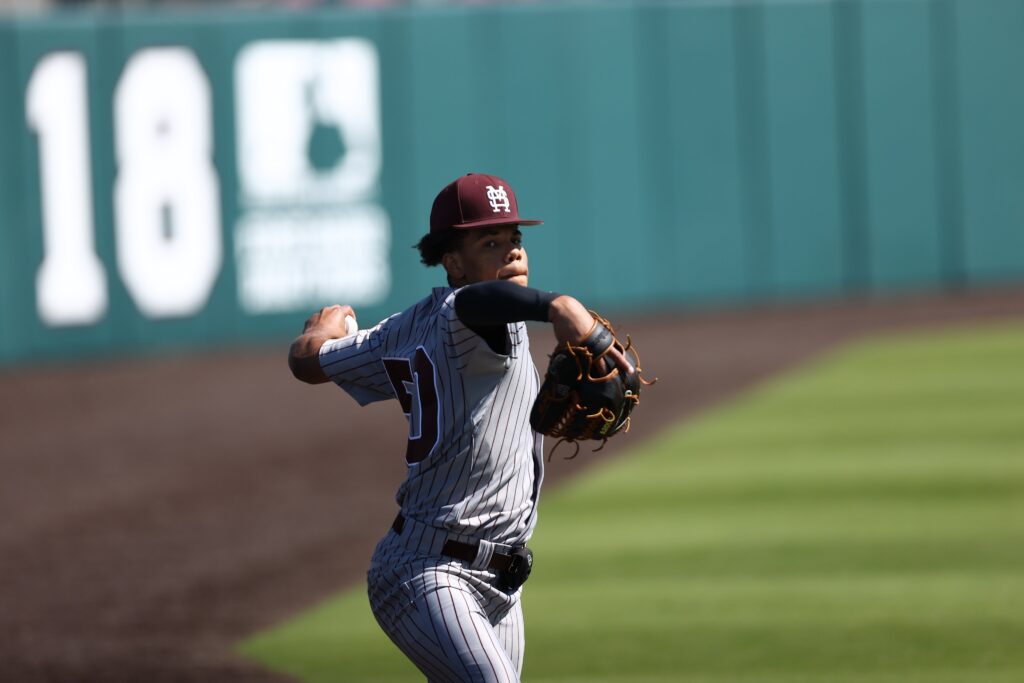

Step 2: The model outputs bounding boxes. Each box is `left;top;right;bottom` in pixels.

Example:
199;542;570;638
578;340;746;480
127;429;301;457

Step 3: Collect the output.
305;304;355;334
604;345;635;377
321;304;354;322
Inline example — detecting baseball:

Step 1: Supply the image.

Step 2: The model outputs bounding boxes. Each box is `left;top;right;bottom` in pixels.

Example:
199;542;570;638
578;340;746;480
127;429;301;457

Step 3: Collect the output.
345;315;358;337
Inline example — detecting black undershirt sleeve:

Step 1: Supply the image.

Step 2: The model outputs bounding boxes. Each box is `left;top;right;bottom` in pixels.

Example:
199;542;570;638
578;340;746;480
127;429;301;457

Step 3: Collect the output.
454;280;561;354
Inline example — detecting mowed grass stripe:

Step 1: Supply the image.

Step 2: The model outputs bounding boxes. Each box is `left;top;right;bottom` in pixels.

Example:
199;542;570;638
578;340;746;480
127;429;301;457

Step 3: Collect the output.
240;321;1024;682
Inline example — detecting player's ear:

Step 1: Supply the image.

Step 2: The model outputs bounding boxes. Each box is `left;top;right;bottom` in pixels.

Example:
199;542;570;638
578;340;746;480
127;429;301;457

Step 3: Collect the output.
442;251;464;283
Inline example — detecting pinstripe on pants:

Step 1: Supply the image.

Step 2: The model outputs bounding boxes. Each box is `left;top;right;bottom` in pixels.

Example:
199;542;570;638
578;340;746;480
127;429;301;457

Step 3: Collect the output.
368;530;525;682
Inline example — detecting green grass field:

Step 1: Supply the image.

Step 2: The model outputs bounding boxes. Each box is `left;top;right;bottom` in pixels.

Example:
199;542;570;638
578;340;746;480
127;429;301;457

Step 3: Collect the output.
241;321;1024;682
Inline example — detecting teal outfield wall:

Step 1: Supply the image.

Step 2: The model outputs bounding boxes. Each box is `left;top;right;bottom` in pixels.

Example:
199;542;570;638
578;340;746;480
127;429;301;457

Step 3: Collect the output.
1;0;1023;366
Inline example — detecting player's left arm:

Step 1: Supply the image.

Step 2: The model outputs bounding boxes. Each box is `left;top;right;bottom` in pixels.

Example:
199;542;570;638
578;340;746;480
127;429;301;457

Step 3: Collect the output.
454;280;559;354
288;304;357;384
548;295;635;376
455;281;633;374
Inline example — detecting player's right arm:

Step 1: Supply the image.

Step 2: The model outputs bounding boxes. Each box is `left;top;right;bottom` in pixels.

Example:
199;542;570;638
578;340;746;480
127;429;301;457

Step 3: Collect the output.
288;304;357;384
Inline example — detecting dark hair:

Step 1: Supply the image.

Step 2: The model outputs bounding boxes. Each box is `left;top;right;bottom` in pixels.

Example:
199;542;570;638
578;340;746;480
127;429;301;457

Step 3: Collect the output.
415;230;465;267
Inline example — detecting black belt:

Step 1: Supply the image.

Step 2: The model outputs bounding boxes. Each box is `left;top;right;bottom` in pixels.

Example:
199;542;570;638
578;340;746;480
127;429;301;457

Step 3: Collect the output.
391;513;518;573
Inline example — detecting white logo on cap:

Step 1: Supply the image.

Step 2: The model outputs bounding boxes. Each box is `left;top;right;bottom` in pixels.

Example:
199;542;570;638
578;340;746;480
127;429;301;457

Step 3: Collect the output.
486;185;511;214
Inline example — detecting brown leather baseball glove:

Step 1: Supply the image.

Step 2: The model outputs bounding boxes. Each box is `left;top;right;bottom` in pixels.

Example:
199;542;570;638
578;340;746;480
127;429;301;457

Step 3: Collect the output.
530;312;653;456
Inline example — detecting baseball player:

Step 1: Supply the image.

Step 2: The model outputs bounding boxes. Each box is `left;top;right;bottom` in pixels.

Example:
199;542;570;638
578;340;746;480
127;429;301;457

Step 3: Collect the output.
288;173;633;682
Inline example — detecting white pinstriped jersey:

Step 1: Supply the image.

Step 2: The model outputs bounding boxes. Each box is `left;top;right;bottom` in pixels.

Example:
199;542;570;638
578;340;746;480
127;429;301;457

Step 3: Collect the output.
319;287;544;547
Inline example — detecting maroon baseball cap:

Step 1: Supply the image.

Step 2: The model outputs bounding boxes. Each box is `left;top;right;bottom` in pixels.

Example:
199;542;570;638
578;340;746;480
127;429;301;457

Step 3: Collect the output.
429;173;543;234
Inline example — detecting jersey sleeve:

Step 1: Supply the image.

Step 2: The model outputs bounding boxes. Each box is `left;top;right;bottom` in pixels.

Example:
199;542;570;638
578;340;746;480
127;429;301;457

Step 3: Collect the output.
319;315;398;406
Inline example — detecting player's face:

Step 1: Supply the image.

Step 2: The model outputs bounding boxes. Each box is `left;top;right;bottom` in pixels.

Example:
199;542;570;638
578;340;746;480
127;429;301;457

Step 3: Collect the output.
446;226;529;287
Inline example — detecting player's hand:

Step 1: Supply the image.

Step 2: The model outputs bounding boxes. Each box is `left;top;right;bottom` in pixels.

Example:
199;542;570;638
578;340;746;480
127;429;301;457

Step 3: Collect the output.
303;304;357;338
549;295;594;343
601;343;635;378
548;295;634;377
290;304;357;384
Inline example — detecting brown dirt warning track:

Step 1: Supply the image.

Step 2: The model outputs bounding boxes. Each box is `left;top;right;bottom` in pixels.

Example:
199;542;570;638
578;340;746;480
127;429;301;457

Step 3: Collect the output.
1;286;1023;682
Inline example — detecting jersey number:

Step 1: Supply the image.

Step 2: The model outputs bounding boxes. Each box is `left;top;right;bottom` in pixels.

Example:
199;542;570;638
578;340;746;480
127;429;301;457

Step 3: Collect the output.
383;348;440;464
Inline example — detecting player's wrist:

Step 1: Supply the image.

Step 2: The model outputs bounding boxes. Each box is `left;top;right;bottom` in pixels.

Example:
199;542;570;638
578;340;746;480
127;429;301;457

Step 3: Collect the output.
549;295;594;343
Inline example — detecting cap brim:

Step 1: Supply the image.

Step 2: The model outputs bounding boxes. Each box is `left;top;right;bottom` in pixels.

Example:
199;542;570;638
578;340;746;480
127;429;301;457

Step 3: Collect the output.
452;217;544;229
